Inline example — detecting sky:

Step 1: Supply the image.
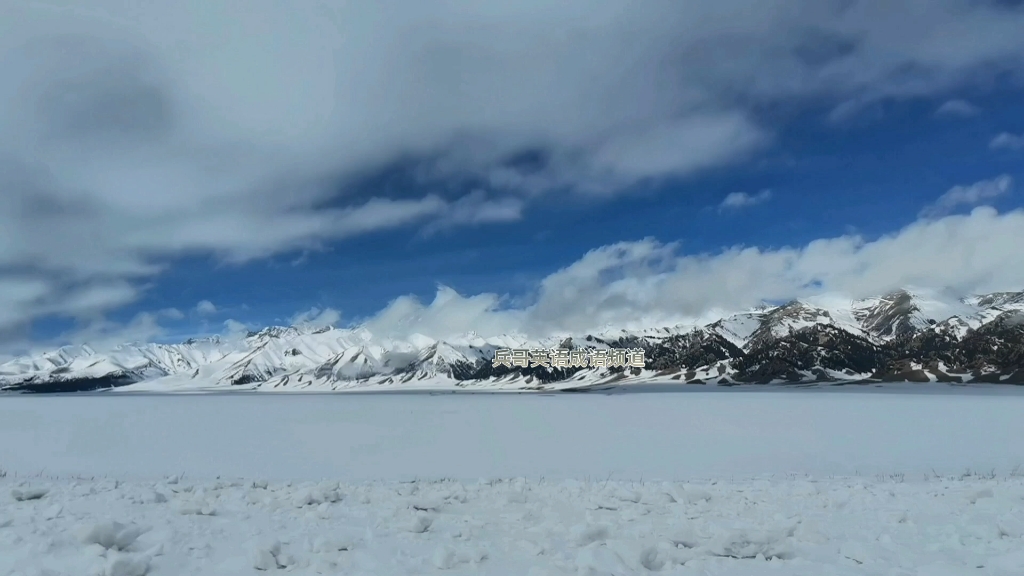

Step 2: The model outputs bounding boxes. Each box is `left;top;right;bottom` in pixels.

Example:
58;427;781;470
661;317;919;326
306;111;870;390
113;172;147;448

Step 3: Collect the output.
2;0;1024;356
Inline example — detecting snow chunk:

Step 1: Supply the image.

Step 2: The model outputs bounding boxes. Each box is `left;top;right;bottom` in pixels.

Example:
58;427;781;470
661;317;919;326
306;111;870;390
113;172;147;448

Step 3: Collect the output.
638;545;667;571
78;521;150;551
177;501;216;516
310;536;352;553
707;526;794;559
432;546;459;570
506;491;528;504
144;491;167;504
11;487;49;501
674;485;712;504
639;491;676;505
250;548;279;571
968;487;994;503
276;552;297;568
42;504;63;520
671;524;712;549
250;540;284;571
105;552;150;576
292;486;341;507
575;543;632;576
427;542;487;565
406;514;433;533
997;515;1024;539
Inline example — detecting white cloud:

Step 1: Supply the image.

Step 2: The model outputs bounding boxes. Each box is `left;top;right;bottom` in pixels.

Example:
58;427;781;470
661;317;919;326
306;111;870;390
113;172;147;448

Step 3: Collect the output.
719;190;773;211
421;190;525;235
70;312;172;346
0;278;56;333
362;187;1024;341
194;300;217;315
0;305;188;357
935;99;981;117
10;177;1024;353
827;97;878;124
5;0;1024;339
919;175;1012;218
289;307;342;329
222;319;253;339
990;132;1024;150
160;307;185;320
0;278;142;343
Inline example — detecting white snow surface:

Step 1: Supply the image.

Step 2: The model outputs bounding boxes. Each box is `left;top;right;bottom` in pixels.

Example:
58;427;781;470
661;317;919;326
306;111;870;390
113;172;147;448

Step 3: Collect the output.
3;390;1024;574
4;389;1024;481
5;473;1024;575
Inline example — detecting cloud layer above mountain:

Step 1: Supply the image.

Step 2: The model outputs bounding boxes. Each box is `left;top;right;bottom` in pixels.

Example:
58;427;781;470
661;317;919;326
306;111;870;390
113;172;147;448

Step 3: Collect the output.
363;189;1024;341
3;0;1024;349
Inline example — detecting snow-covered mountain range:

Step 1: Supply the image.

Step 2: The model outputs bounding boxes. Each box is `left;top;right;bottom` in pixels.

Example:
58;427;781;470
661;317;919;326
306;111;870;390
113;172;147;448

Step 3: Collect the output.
3;288;1024;393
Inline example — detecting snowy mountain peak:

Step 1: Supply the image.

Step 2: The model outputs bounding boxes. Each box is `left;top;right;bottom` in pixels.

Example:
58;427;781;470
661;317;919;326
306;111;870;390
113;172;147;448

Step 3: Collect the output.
4;287;1024;393
969;291;1024;309
769;299;829;318
852;289;931;339
182;336;222;346
245;326;306;341
743;300;837;350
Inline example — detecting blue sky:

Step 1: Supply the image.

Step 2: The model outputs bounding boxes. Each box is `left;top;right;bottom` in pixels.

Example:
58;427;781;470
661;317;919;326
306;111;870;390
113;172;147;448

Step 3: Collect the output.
86;90;1024;344
4;1;1024;354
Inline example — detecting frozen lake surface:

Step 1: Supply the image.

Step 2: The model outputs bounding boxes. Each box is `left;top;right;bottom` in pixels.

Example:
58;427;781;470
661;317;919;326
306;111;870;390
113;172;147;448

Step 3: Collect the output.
2;385;1023;482
3;387;1024;575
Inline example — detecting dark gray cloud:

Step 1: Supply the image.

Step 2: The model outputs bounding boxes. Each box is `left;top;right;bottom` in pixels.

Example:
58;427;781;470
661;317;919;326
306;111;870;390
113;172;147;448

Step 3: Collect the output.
15;34;175;145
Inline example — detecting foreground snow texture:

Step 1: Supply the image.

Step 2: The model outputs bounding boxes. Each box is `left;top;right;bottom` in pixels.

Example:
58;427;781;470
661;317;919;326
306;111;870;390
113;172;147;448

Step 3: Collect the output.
5;475;1024;576
3;391;1024;574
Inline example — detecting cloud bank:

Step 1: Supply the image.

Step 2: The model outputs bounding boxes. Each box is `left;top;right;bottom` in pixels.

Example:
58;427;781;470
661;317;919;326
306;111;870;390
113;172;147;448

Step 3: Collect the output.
9;183;1024;355
363;194;1024;341
4;0;1024;347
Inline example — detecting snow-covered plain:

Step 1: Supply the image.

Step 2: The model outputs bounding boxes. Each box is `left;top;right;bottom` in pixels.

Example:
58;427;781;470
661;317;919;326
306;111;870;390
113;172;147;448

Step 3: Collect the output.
3;389;1024;575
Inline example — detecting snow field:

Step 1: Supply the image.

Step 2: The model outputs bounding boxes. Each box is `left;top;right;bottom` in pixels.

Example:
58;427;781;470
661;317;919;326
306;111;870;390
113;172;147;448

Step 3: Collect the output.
3;391;1024;482
3;390;1024;574
4;473;1024;575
